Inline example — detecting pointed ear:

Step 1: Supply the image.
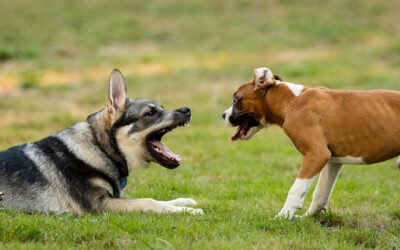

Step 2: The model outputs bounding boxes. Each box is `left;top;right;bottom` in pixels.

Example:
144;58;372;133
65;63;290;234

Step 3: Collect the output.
253;67;275;90
107;69;127;113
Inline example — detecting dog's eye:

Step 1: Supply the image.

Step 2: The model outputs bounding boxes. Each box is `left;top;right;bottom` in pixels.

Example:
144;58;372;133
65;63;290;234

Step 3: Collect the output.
145;109;156;116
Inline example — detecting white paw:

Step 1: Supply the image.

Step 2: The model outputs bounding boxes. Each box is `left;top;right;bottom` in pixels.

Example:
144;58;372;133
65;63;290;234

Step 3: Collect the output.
275;207;297;219
184;207;204;215
166;198;198;207
294;214;308;219
301;212;309;218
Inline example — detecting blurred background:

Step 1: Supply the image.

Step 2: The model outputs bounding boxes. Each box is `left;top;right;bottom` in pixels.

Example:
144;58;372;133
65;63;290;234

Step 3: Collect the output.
1;1;400;248
1;0;399;130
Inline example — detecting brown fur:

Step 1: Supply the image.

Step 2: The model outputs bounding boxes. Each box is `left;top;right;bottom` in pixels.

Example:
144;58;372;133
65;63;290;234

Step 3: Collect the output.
235;79;400;179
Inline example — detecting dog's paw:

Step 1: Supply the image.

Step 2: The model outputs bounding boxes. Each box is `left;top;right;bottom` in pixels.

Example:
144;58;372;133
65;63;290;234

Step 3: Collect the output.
167;198;198;207
301;211;311;218
275;207;297;219
183;207;204;215
294;214;307;219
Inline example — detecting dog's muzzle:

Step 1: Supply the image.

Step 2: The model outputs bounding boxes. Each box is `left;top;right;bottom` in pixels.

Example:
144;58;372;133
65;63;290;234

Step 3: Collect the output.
146;106;191;169
222;106;262;141
222;106;233;126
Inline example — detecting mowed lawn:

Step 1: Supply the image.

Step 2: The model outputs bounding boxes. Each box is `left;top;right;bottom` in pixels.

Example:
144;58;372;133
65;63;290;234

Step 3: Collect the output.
1;0;400;249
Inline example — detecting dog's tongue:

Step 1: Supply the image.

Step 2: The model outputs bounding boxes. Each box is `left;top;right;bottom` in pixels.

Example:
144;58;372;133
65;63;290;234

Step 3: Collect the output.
150;141;182;162
231;129;241;141
231;122;248;141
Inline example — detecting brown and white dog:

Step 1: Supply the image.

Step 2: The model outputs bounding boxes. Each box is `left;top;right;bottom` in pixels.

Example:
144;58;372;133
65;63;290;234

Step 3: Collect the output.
223;67;400;219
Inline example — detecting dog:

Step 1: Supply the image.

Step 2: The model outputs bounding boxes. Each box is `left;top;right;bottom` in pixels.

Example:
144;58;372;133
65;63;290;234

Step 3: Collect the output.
223;67;400;219
0;69;203;215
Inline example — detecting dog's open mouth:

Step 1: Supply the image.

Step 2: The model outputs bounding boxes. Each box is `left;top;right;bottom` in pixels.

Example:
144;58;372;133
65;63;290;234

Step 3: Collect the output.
146;120;189;169
231;115;260;141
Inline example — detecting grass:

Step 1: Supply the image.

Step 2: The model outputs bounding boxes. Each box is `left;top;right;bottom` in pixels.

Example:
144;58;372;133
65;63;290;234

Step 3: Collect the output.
0;0;400;249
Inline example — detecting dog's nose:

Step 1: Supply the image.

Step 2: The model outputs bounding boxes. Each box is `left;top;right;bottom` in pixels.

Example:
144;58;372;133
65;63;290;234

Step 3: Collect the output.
222;112;226;120
179;106;191;115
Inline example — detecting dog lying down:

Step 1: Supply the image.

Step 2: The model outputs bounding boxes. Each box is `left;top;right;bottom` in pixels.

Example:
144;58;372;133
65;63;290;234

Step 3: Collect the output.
0;69;203;215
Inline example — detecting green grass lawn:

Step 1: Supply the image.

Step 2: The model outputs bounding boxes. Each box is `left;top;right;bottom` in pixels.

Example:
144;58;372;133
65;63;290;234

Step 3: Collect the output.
1;0;400;249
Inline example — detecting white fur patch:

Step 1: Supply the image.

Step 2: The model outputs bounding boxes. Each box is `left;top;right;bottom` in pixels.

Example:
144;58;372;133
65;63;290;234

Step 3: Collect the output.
277;177;316;219
153;199;203;214
254;67;268;77
306;162;342;216
254;67;273;78
159;198;198;207
115;117;178;170
115;125;148;170
277;81;304;96
329;156;366;165
223;106;233;126
397;157;400;168
254;67;274;86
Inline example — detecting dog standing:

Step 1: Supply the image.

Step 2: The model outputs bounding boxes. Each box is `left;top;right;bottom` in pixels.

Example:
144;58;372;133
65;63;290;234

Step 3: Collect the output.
223;67;400;218
0;69;203;215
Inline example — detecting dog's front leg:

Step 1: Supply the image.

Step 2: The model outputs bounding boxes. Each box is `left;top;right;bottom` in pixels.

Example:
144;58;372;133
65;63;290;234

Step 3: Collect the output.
276;150;330;219
277;177;316;219
305;162;342;216
159;198;198;207
104;198;203;215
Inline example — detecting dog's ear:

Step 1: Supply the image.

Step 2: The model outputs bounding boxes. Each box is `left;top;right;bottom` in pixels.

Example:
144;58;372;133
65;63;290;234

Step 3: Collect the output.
273;75;282;81
107;69;127;113
253;67;275;90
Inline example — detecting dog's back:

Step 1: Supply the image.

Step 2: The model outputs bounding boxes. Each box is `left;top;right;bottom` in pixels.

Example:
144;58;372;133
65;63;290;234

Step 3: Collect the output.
289;88;400;164
0;123;121;214
0;143;58;213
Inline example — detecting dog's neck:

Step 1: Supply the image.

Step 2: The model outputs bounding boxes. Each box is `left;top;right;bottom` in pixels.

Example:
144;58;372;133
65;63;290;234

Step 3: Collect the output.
262;82;305;127
87;110;129;178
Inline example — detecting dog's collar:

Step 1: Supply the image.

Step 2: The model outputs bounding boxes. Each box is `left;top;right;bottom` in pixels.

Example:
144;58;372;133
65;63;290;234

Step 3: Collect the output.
120;177;127;190
108;177;128;198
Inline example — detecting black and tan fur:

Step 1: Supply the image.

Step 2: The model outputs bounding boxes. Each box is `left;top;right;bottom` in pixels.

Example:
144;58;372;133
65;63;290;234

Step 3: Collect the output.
0;69;203;215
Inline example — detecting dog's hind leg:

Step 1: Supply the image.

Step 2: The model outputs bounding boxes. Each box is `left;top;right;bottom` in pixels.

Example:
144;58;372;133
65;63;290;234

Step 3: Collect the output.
305;162;342;216
104;198;203;215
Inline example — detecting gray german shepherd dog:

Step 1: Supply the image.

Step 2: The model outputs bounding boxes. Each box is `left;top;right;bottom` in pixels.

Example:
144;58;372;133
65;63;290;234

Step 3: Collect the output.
0;69;203;215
